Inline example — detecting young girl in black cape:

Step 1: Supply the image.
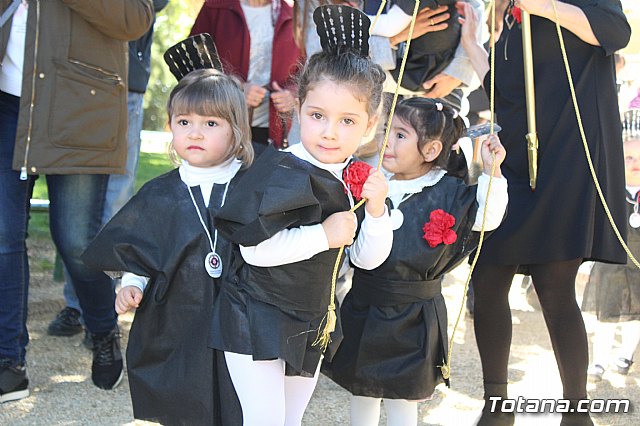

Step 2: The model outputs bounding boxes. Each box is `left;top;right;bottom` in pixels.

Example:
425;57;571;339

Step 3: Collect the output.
211;5;393;425
582;133;640;381
323;97;508;425
82;65;251;425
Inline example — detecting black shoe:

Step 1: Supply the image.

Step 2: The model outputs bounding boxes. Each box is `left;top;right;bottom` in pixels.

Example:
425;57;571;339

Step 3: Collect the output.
0;361;29;403
476;400;515;426
91;328;123;390
47;307;83;336
82;330;94;350
560;401;594;426
476;383;514;426
616;358;633;375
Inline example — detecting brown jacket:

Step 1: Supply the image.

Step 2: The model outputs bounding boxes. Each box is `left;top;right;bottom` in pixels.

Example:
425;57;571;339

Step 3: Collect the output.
0;0;154;175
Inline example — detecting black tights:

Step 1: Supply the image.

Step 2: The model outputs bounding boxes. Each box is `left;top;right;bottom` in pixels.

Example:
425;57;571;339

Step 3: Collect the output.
472;259;588;399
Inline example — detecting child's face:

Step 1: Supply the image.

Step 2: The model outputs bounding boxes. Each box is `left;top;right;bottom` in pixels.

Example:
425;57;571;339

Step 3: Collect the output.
299;80;376;164
170;112;233;168
382;116;435;180
624;139;640;186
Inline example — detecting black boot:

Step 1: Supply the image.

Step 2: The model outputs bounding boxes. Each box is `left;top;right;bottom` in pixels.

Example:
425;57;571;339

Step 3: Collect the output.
476;383;515;426
559;399;594;426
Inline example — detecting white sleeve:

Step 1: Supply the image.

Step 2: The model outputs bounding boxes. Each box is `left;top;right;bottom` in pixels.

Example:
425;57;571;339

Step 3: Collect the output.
442;0;484;90
350;206;393;270
240;224;330;267
368;6;412;37
121;272;150;292
472;173;508;232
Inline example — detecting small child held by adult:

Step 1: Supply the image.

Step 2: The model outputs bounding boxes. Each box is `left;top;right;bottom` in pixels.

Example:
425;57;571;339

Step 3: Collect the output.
324;97;508;425
582;131;640;381
82;64;249;425
368;0;463;92
211;5;393;424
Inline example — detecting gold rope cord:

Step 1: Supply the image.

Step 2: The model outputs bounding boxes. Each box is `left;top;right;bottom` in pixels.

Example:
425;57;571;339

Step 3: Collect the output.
440;0;498;380
313;0;422;351
549;0;640;269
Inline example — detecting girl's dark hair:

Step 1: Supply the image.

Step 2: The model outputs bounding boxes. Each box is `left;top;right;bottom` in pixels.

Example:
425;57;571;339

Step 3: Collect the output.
297;48;386;117
394;97;466;169
167;68;254;167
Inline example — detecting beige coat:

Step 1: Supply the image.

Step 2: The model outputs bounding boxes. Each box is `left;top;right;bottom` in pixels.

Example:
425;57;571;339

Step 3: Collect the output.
0;0;153;175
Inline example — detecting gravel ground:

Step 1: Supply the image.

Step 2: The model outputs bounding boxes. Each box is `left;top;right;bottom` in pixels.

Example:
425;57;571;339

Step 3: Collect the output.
1;242;638;425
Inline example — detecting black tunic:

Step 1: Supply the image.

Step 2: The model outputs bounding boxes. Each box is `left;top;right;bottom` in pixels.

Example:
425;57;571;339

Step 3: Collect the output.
582;190;640;322
392;0;460;92
324;175;486;399
478;0;630;266
212;147;360;377
82;169;242;426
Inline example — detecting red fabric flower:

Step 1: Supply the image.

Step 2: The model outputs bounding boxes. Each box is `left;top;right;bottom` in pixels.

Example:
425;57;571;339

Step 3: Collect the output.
422;209;457;248
343;161;372;201
511;6;522;24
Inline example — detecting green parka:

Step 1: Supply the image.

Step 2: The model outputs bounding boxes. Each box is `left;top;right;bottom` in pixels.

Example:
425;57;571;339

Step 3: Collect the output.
0;0;154;176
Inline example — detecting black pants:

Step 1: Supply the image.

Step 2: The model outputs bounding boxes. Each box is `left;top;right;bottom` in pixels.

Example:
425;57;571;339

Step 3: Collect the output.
471;259;588;399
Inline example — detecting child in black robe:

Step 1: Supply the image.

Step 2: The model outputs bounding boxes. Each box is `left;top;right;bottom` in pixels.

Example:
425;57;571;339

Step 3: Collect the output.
211;5;394;425
82;68;251;425
324;97;508;425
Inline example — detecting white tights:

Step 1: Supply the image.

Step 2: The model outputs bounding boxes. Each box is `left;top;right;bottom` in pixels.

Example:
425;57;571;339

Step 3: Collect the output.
224;352;321;426
591;320;640;366
350;395;418;426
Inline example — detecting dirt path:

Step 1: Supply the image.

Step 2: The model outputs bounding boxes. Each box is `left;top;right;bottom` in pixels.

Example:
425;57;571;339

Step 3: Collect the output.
1;244;638;425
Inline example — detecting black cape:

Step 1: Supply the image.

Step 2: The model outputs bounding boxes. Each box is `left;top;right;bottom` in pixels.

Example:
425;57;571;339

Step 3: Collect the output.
478;0;630;266
582;190;640;322
324;175;490;399
212;147;361;376
82;169;242;426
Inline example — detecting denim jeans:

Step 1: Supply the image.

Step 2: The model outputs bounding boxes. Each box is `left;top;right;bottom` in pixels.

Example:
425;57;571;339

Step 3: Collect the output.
0;91;117;364
64;91;144;313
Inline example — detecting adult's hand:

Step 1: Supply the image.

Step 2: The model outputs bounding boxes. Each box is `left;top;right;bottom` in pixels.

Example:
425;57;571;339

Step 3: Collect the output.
422;73;462;98
390;6;450;47
270;82;296;114
244;83;268;108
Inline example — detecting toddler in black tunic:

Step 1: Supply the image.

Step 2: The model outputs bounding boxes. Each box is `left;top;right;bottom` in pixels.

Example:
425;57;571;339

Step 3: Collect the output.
582;135;640;380
82;69;251;426
324;97;508;424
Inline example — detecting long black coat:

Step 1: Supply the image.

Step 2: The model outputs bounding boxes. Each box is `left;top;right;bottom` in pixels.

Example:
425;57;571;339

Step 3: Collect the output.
478;0;631;266
82;169;242;426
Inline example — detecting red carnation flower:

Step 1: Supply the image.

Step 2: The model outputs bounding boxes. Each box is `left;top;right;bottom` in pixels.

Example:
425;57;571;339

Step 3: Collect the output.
511;6;522;24
343;161;372;201
422;209;457;248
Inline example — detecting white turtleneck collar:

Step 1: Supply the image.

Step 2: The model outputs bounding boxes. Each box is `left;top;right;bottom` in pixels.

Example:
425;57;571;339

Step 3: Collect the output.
286;143;352;174
388;168;447;208
179;158;242;207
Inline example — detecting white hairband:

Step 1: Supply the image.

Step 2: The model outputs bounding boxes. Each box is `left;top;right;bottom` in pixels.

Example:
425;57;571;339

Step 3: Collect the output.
435;102;443;111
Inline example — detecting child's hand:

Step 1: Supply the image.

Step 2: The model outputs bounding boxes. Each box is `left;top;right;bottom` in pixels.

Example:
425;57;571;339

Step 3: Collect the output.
361;169;388;218
115;286;143;315
322;211;357;248
480;134;506;177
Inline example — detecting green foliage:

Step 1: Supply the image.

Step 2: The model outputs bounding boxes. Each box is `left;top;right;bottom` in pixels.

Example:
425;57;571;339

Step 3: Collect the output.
144;1;203;131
